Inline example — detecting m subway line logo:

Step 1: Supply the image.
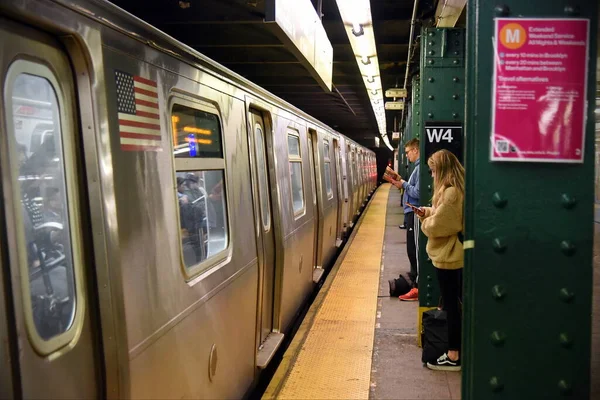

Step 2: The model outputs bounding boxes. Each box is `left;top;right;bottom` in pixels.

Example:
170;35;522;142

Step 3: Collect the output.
500;23;527;49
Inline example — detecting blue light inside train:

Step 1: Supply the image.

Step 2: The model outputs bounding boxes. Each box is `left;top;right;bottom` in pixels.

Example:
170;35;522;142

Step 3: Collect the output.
188;133;197;157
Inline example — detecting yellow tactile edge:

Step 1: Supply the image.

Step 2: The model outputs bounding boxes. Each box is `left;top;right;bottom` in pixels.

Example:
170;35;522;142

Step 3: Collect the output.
271;184;391;400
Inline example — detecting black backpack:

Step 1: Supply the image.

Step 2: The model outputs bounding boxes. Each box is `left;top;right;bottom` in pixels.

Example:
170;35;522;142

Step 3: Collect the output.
421;309;448;364
388;274;411;297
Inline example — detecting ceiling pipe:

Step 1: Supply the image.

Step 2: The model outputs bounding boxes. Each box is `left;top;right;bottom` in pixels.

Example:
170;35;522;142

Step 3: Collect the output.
398;0;419;146
403;0;419;92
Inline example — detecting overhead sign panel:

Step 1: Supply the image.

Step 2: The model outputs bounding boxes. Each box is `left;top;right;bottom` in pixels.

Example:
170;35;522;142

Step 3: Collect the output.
265;0;333;91
385;101;405;110
385;88;407;98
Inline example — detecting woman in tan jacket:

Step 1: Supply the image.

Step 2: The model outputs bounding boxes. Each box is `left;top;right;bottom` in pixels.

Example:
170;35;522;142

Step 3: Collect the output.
414;149;464;371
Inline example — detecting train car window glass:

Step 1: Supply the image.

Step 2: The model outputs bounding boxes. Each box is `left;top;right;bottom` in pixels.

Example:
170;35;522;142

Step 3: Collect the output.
171;103;229;275
5;62;85;355
172;104;223;158
255;125;271;231
287;132;304;216
323;139;333;199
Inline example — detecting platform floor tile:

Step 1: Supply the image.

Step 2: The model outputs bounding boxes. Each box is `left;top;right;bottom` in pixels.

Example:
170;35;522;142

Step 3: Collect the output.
276;185;391;400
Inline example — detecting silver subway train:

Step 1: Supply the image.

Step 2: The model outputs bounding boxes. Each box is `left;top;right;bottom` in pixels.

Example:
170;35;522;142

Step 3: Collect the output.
0;0;377;398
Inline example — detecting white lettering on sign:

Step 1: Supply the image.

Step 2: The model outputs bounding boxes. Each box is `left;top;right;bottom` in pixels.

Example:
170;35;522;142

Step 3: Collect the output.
426;128;454;143
506;29;521;44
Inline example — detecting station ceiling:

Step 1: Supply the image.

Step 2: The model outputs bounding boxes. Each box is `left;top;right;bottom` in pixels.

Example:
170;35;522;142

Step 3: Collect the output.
109;0;437;149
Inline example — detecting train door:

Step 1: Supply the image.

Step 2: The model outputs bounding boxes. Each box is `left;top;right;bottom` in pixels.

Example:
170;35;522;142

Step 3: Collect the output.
248;110;282;367
0;19;101;398
332;139;344;246
307;129;323;281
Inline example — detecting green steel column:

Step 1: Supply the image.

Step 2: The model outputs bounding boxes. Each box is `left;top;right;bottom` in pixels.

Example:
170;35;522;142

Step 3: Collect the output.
418;27;466;315
408;75;422;177
463;1;597;399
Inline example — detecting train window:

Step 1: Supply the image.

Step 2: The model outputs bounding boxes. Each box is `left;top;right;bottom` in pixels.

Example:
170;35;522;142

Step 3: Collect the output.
255;125;271;231
171;102;229;275
323;140;333;199
4;61;85;354
287;131;305;216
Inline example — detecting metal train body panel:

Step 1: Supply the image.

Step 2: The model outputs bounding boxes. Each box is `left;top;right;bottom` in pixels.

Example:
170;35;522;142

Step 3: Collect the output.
0;0;377;398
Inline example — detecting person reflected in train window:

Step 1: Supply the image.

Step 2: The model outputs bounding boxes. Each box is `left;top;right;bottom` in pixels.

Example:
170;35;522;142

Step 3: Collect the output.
184;173;203;202
416;149;464;371
177;177;189;205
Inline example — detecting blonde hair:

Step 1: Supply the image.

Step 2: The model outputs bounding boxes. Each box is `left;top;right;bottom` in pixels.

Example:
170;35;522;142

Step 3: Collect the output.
427;149;465;204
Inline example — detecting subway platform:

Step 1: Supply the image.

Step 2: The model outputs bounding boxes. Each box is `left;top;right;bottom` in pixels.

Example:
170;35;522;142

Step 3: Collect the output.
263;184;600;400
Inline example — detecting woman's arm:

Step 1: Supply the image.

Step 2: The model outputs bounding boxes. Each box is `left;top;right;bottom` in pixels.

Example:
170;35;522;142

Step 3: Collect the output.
420;188;462;238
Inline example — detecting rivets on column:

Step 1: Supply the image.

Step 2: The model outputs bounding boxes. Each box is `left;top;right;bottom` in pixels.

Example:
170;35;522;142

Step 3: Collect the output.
453;94;459;100
428;95;435;100
428;59;435;65
452;60;459;65
490;331;506;347
454;50;459;56
429;50;435;56
428;41;435;46
429;31;435;37
559;288;574;303
492;285;506;300
560;241;576;256
428;77;435;83
492;192;507;208
559;333;573;348
494;4;510;16
561;194;576;209
453;77;460;82
427;275;433;281
489;376;504;392
428;112;434;118
452;113;459;119
558;380;572;395
492;238;507;253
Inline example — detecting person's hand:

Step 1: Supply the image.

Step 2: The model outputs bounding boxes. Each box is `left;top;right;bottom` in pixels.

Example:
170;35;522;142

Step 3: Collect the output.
415;207;425;217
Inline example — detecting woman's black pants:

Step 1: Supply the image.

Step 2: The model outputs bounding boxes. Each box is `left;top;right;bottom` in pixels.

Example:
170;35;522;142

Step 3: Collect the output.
436;267;463;352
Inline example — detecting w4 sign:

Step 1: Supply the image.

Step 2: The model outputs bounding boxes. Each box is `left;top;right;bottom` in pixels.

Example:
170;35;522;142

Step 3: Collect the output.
424;123;463;163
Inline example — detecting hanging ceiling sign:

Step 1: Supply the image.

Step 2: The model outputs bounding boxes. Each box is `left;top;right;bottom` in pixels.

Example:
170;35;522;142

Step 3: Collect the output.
385;88;407;98
265;0;333;91
491;18;589;163
385;101;404;110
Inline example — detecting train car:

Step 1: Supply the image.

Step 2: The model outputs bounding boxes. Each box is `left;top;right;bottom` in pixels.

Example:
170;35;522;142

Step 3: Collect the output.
0;0;376;399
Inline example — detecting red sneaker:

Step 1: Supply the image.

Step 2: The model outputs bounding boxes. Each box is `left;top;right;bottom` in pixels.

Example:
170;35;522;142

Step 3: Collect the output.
399;288;419;301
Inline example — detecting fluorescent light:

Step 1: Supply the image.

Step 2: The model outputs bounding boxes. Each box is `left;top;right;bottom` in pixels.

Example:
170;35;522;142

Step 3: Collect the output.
336;0;387;138
352;22;364;36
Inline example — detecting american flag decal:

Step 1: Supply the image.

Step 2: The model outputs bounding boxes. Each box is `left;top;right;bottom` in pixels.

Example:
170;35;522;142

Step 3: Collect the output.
115;70;162;152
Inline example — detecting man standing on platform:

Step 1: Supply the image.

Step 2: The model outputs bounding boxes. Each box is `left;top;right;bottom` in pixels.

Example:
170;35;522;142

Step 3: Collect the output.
392;138;420;301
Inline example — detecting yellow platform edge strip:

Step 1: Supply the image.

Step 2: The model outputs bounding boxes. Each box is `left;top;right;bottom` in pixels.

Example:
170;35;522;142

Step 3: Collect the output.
266;184;391;400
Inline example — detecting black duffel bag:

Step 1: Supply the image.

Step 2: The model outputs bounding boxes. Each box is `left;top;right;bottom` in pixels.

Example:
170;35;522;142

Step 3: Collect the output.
388;274;410;297
421;309;448;364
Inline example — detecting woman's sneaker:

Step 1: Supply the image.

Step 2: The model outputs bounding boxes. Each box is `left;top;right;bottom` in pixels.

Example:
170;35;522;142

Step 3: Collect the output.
426;353;461;371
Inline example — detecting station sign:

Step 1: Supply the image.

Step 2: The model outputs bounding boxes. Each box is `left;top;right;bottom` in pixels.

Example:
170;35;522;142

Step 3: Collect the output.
424;122;463;162
385;88;407;98
491;18;589;163
384;101;404;110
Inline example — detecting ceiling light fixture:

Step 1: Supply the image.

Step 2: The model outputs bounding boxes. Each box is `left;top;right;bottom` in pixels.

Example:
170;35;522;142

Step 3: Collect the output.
336;0;388;149
352;22;364;36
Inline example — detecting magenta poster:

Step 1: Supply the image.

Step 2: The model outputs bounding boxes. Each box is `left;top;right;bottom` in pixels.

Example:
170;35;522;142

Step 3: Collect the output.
491;18;590;162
